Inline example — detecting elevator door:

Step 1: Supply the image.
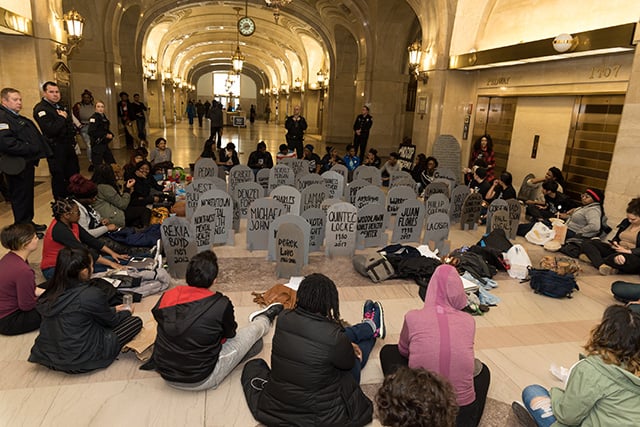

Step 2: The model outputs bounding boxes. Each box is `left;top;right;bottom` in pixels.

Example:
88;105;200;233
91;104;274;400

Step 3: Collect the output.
472;97;517;175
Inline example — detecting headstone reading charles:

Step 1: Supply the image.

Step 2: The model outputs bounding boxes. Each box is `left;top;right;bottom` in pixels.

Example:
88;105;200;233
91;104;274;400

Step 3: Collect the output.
197;189;234;245
424;181;450;200
389;170;412;188
268;164;295;193
228;165;254;197
386;185;416;215
450;185;471;224
301;183;329;212
193;158;219;181
353;165;382;186
391;199;425;243
425;193;450;217
267;214;310;263
357;203;389;249
246;198;285;251
423;212;450;255
490;210;511;236
301;208;326;252
432;134;462;184
322;170;345;200
275;222;305;279
325;202;358;257
234;181;264;218
392;178;419;194
486;198;509;234
161;216;197;278
256;168;271;196
347;179;370;205
296;173;324;192
507;199;522;240
460;192;484;230
270;185;302;215
355;185;386;210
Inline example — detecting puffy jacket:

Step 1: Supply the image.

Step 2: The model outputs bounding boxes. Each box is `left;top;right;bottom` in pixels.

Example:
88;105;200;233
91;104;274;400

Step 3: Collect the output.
254;308;373;427
29;280;131;373
151;286;236;384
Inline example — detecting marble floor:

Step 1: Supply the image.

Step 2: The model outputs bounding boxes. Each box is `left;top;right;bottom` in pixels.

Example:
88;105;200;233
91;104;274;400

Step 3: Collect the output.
0;119;633;426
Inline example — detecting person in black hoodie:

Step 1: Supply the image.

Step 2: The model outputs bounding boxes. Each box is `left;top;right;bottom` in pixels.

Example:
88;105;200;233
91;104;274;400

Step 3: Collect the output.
29;247;142;373
149;250;283;390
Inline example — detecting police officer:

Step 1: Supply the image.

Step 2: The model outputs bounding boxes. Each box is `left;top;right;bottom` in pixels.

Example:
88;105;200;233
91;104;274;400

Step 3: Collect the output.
353;105;373;160
0;87;51;231
33;81;80;199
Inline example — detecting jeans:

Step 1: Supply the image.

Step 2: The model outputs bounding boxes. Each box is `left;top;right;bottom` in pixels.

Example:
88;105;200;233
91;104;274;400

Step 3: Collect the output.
79;126;92;162
522;384;556;427
344;322;376;383
167;316;270;391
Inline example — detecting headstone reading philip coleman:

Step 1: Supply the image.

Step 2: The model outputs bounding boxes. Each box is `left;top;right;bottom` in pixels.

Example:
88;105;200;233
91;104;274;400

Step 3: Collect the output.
432;134;462;184
423;212;450;255
425;193;450;217
267;214;310;263
192;158;219;182
301;208;326;252
450;185;471;224
300;183;329;212
275;222;305;279
268;164;295;193
391;199;425;243
246;198;285;251
347;179;370;205
386;185;416;215
353;165;382;186
355;185;386;210
322;170;345;200
506;199;522;240
256;168;271;196
270;185;301;215
485;199;509;234
234;181;264;218
197;189;234;246
161;216;197;278
357;203;388;249
460;192;484;230
325;202;358;257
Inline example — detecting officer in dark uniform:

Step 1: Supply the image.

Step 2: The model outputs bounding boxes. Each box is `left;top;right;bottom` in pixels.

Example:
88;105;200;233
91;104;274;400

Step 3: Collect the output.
284;105;307;159
353;105;373;160
33;81;80;199
0;87;51;231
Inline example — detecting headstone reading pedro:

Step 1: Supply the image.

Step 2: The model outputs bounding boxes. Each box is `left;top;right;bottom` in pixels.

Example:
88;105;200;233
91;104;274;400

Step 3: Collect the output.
234;181;264;218
460;192;484;230
425;193;450;217
432;135;462;184
424;181;450;200
161;216;197;278
256;168;271;196
296;173;324;192
228;165;254;197
302;208;326;252
300;183;329;212
507;199;522;240
267;214;310;263
392;199;425;243
423;212;450;255
325;202;358;257
268;164;295;193
490;210;511;236
322;170;345;200
197;189;234;245
353;165;382;186
270;185;302;215
347;179;369;205
357;203;389;249
397;143;416;171
450;185;471;224
193;158;219;181
486;199;509;234
389;170;412;188
275;223;305;279
386;185;416;215
246;198;285;251
355;185;386;210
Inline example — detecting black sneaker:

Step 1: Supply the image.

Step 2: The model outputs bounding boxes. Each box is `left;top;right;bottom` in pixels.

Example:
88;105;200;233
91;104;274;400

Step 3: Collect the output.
249;303;284;323
31;223;47;232
511;401;537;427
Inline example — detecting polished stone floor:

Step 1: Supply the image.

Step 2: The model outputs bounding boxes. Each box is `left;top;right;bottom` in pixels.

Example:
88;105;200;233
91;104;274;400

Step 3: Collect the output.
0;119;631;426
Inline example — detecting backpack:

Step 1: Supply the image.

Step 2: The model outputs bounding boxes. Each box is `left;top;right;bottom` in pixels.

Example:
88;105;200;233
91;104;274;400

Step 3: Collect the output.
353;253;395;283
527;267;579;298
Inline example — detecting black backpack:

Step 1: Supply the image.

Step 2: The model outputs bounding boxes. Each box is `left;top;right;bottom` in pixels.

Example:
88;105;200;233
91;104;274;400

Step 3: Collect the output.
527;268;579;298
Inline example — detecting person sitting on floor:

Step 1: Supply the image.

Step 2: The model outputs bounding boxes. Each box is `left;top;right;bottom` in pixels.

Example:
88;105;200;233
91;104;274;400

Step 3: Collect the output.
559;188;607;239
485;171;517;202
275;143;297;163
247;141;274;174
241;273;384;427
0;223;43;335
524;180;571;221
146;250;283;390
68;173;118;238
29;247;142;374
92;164;150;229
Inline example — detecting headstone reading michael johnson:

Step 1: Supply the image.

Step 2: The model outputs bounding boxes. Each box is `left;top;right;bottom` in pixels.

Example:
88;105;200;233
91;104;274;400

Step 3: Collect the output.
246;198;285;251
425;193;450;217
161;216;197;278
301;208;326;252
423;212;450;255
432;134;462;184
322;170;345;200
353;165;382;186
256;168;271;196
485;199;509;234
193;158;219;181
450;185;471;224
355;185;386;210
347;179;369;205
197;189;234;245
460;192;483;230
507;199;522;240
391;199;425;243
268;164;295;193
267;214;310;263
270;185;301;215
325;202;358;257
275;222;305;279
301;183;329;212
234;181;263;218
386;185;416;214
357;203;389;249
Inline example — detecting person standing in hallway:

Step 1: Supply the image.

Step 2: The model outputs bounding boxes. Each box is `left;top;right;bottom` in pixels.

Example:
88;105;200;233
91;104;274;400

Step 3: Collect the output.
131;93;148;145
87;101;116;167
203;100;211;119
353;105;373;160
186;100;196;126
249;104;256;124
195;100;205;128
72;90;95;171
208;100;224;148
116;92;136;149
284;105;307;158
33;81;80;200
264;104;271;124
0;88;51;230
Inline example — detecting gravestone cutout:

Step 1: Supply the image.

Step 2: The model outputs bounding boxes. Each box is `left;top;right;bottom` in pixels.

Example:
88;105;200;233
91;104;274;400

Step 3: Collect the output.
275;223;305;278
193;158;219;181
296;174;324;192
268;164;295;193
322;170;345;200
186;178;228;219
517;173;537;201
450;185;471;224
425;193;450;217
280;158;310;180
267;214;310;263
161;216;197;278
246;198;285;251
490;210;511;236
301;183;329;212
424;181;450;200
301;208;326;252
357;203;389;249
386;185;416;214
228;165;254;197
393;178;419;194
232;198;240;232
432;178;453;197
270;185;302;215
423;212;450;255
256;168;271;196
320;198;342;214
486;199;509;234
507;199;522;240
353;165;382;186
460;192;484;230
391;199;425;243
347;179;369;205
355;185;386;210
330;164;348;183
389;170;412;188
197;189;234;245
434;168;458;186
432;135;462;184
325;202;358;257
191;205;217;252
234;181;264;218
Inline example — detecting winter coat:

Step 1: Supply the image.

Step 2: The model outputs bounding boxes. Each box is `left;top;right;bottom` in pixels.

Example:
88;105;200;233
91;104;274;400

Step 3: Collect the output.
94;184;130;228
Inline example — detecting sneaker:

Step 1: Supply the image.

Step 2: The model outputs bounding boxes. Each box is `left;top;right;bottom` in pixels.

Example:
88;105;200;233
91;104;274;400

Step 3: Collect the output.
363;300;385;339
249;303;284;323
578;253;591;263
599;264;618;275
511;401;537;427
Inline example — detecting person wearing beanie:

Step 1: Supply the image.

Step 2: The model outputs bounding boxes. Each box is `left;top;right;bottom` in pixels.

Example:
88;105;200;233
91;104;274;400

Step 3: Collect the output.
68;174;118;238
560;187;607;239
303;144;321;174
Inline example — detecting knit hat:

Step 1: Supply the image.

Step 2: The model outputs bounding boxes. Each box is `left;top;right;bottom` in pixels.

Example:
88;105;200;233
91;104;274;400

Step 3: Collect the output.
304;144;314;152
585;188;604;203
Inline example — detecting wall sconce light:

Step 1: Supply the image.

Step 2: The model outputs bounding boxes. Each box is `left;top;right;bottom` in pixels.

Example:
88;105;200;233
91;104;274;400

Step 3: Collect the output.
553;33;578;53
163;71;173;85
280;82;289;94
259;89;264;96
271;87;278;95
292;77;302;92
407;41;422;72
316;69;327;87
144;57;157;81
55;9;84;59
417;70;429;85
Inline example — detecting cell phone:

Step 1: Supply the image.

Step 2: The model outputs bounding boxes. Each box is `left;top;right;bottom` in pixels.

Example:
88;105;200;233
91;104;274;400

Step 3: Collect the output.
130;257;146;262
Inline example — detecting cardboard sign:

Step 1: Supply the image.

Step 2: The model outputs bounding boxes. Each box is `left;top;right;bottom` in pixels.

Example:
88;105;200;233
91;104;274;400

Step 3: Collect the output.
355;185;386;210
347;179;370;205
267;214;310;263
197;189;234;245
185;178;228;220
357;203;389;249
301;208;326;252
507;199;522;240
433;167;458;186
161;216;198;278
268;164;295;193
425;193;450;217
193;158;219;181
432;135;462;184
301;183;329;212
321;170;345;200
460;192;484;230
424;181;450;200
423;212;450;255
391;199;425;243
256;168;271;196
450;185;471;224
320;198;342;214
486;199;509;234
270;185;302;215
330;164;349;183
353;165;382;187
191;205;217;252
397;143;416;171
296;174;324;192
392;178;419;194
325;202;358;257
280;158;310;180
389;170;412;188
386;185;416;214
275;223;305;278
490;210;511;236
234;181;264;218
246;198;285;251
228;165;254;197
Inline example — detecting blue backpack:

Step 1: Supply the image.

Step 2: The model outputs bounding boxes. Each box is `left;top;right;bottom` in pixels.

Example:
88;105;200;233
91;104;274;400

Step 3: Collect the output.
527;268;579;298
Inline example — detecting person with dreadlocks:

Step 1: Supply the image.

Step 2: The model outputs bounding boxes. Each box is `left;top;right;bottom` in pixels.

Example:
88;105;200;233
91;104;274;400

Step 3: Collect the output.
40;198;128;280
241;273;385;427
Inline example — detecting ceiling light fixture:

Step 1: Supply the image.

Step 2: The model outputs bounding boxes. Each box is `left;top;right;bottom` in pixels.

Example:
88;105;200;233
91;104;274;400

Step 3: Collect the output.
264;0;292;24
232;7;245;73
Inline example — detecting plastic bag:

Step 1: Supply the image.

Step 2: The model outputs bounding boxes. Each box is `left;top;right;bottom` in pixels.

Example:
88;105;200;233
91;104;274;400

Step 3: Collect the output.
525;221;555;245
504;244;532;279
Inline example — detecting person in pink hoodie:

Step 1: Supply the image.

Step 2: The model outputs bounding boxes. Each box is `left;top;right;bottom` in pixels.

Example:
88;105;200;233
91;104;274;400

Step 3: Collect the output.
379;264;490;427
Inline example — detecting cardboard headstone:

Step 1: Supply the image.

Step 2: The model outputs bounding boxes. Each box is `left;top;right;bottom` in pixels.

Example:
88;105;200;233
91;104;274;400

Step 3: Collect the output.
296;174;324;192
424;181;450;200
267;214;310;263
246;198;285;251
389;170;412;188
391;199;425;243
425;193;450;217
268;164;295;193
228;165;254;197
355;185;386;210
161;216;197;278
280;158;310;179
432;178;453;197
191;205;217;252
320;198;342;214
234;181;264;218
325;202;358;257
392;178;419;194
432;135;462;184
301;208;326;252
270;185;302;215
357;203;389;249
450;185;471;224
186;178;228;219
423;212;450;255
197;189;234;245
516;173;537;201
330;164;349;183
300;183;329;212
353;165;382;187
433;167;458;186
386;185;416;214
490;210;511;236
193;158;219;181
321;170;345;200
256;168;271;196
486;199;509;234
460;192;483;230
347;179;370;205
507;199;522;240
232;197;240;232
275;222;305;278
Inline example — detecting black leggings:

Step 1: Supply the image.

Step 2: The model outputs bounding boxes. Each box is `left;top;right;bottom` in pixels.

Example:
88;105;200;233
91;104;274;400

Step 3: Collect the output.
581;239;640;274
0;308;41;335
113;315;143;348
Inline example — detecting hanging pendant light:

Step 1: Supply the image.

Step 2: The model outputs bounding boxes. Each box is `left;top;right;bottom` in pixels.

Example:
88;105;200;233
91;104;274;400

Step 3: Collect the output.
264;0;292;24
232;7;245;73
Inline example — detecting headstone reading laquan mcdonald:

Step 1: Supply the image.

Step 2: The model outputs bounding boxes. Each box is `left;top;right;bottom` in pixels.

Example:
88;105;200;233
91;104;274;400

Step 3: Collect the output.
161;216;197;278
450;185;471;224
228;165;254;197
270;185;302;215
347;179;370;205
425;193;450;217
197;189;234;245
256;168;271;196
268;164;295;193
325;202;358;257
486;198;509;234
460;192;484;230
234;181;264;218
300;183;329;212
301;208;326;252
389;170;412;188
246;198;285;251
357;203;389;249
192;158;219;181
490;210;511;236
275;222;305;279
322;170;345;200
424;181;450;200
267;214;310;263
353;165;382;187
391;199;425;243
432;134;462;184
507;199;522;240
355;185;386;210
386;185;416;214
296;174;324;192
423;212;450;255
